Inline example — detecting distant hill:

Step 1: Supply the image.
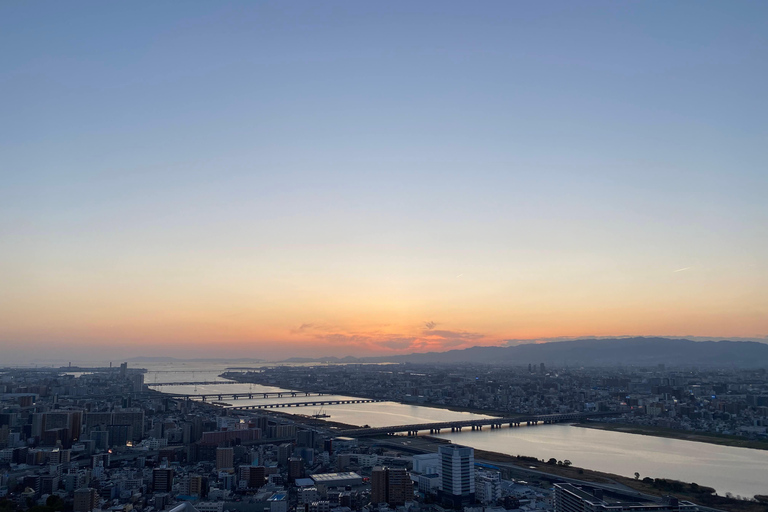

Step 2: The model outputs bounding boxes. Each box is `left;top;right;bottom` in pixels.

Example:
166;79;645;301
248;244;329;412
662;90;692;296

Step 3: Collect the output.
285;337;768;367
282;356;362;364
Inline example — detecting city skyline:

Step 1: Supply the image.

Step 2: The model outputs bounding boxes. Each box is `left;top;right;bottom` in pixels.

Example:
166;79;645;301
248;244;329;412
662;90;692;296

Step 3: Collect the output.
1;2;766;362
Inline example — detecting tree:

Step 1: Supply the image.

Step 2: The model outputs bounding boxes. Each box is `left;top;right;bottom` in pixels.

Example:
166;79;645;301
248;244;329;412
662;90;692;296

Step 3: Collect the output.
546;458;557;465
563;460;572;467
46;496;64;511
0;499;19;512
634;472;640;480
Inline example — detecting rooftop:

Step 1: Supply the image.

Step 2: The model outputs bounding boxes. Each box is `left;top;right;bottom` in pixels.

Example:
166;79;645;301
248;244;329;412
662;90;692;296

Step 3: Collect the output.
310;472;362;482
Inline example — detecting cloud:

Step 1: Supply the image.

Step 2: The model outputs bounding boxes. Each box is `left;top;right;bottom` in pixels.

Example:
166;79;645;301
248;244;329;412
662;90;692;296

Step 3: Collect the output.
421;329;485;347
292;321;496;354
310;332;418;352
673;267;692;272
291;322;341;334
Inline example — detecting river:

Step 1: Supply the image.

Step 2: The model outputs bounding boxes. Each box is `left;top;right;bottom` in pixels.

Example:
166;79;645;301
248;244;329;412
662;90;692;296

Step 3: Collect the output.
140;361;768;498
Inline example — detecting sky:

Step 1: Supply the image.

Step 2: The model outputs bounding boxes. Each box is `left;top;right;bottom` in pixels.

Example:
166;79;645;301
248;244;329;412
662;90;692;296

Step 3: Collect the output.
1;1;767;362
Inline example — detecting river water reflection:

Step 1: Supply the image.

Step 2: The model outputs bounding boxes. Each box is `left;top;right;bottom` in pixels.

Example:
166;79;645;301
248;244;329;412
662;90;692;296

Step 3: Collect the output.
146;364;768;498
436;424;768;499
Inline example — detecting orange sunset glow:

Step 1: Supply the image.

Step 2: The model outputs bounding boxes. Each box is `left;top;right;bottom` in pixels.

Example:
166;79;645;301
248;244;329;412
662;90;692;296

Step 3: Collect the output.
1;2;766;363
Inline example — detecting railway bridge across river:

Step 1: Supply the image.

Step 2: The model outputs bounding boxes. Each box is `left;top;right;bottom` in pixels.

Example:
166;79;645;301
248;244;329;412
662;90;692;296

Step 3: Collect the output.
149;381;241;387
228;398;384;410
166;391;331;401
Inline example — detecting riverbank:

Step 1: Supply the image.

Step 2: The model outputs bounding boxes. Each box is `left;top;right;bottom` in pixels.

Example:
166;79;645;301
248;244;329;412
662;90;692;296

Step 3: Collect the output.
169;388;766;510
578;422;768;451
201;374;767;503
375;434;764;512
472;446;765;512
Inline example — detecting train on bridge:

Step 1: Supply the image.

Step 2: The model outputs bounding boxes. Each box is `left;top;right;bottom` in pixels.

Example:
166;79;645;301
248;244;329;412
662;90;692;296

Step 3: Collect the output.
228;398;384;410
167;391;331;401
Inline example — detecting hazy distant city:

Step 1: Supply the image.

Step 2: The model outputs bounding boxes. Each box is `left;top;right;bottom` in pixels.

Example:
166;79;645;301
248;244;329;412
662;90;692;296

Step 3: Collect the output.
3;337;768;512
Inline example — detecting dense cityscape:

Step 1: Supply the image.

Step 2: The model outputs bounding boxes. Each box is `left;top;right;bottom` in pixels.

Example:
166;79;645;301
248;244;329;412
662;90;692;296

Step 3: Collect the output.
2;363;767;512
227;364;768;441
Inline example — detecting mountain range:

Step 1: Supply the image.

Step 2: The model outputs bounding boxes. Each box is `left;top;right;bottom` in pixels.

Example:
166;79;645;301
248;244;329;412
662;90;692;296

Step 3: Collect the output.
282;337;768;367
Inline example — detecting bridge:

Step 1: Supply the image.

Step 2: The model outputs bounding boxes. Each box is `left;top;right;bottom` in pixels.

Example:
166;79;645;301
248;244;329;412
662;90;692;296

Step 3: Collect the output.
334;411;621;437
229;398;384;410
148;381;241;387
166;391;332;401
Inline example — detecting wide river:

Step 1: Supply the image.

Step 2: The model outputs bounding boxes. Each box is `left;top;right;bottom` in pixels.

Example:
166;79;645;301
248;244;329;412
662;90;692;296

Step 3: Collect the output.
141;361;768;499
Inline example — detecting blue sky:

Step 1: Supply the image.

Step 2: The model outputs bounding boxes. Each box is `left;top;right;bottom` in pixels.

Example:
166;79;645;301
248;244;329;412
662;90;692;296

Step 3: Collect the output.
1;1;766;361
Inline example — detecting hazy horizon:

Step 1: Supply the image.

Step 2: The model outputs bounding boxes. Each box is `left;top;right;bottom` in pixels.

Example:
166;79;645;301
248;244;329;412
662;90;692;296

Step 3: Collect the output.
4;335;768;365
2;2;766;362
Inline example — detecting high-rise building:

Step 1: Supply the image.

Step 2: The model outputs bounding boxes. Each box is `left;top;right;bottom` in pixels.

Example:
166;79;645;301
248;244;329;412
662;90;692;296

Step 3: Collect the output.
277;443;292;466
43;411;82;443
152;468;173;493
371;467;387;505
239;465;266;489
189;474;204;496
439;444;474;507
106;425;132;447
112;410;144;441
386;467;411;505
268;424;296;439
181;474;203;496
84;413;113;435
129;373;144;392
288;457;304;482
216;447;234;470
41;475;60;496
371;466;411;506
73;488;98;512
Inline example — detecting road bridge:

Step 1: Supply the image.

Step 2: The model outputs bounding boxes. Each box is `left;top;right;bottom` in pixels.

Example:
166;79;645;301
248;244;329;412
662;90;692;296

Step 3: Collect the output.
334;411;621;437
229;398;384;410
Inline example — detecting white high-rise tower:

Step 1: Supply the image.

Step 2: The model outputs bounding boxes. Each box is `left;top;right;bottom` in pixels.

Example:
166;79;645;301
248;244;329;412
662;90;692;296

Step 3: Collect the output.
438;444;474;506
